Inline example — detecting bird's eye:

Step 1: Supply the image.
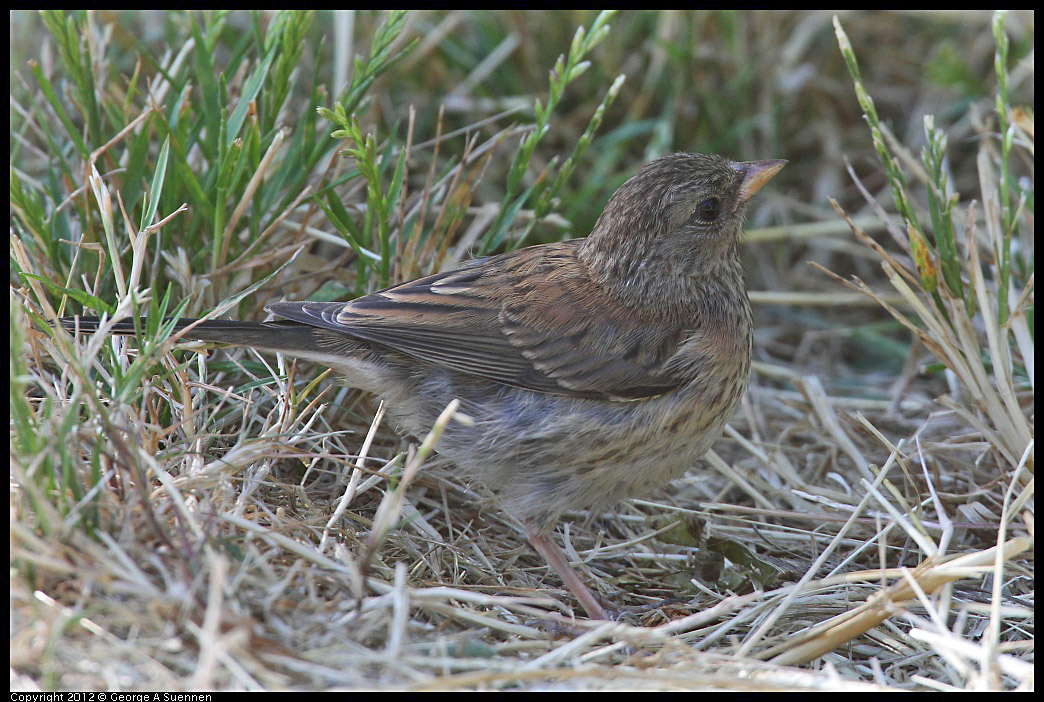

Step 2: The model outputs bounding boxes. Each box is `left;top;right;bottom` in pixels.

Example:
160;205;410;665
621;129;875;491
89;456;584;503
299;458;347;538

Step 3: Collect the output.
695;197;721;223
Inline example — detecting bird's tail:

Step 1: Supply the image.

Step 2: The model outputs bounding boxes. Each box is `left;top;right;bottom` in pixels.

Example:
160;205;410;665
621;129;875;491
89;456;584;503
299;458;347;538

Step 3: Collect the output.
56;316;331;357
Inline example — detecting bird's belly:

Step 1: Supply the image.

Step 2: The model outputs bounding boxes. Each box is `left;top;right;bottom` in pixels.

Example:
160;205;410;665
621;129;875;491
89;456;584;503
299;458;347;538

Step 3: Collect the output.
424;377;745;530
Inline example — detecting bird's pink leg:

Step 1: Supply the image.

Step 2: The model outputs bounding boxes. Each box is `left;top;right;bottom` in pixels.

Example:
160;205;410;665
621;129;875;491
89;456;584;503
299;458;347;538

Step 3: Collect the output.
526;530;610;620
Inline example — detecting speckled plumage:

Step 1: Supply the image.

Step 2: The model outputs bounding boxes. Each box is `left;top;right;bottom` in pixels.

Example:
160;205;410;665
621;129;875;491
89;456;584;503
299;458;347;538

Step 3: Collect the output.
60;152;784;619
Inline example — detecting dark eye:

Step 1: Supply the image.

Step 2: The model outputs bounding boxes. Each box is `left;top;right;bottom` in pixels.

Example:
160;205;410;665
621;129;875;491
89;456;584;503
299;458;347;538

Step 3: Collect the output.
695;197;721;223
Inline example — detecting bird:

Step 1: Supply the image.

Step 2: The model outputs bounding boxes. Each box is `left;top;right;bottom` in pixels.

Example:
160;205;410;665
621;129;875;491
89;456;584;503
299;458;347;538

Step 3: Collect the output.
59;152;785;619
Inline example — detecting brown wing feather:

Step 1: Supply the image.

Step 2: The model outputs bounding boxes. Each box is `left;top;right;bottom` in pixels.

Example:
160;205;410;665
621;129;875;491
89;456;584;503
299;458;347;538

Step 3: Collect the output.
268;242;693;400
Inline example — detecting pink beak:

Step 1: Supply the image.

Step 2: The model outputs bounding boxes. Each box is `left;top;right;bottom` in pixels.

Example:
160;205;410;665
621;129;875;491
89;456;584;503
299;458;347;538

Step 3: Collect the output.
735;159;787;204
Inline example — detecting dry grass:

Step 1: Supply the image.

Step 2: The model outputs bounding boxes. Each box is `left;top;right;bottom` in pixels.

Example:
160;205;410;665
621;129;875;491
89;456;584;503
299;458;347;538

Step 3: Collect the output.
11;10;1033;691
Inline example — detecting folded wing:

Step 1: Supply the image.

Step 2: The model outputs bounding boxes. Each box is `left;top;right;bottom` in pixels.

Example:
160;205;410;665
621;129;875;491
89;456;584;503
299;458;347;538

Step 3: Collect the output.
267;243;692;400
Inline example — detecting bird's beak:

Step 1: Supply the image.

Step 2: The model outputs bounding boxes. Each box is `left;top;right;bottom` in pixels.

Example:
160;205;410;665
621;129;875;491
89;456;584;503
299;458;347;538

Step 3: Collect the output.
735;159;787;204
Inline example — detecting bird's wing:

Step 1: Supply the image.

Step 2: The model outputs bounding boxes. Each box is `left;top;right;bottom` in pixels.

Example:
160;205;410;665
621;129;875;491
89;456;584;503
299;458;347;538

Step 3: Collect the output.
267;243;692;400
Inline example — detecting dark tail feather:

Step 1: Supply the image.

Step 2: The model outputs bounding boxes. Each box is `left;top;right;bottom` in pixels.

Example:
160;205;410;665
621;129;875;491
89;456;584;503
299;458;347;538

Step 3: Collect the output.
56;316;328;356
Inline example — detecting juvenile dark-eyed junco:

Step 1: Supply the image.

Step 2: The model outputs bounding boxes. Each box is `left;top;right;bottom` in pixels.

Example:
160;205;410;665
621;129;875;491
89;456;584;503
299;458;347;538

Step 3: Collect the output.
60;153;785;619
